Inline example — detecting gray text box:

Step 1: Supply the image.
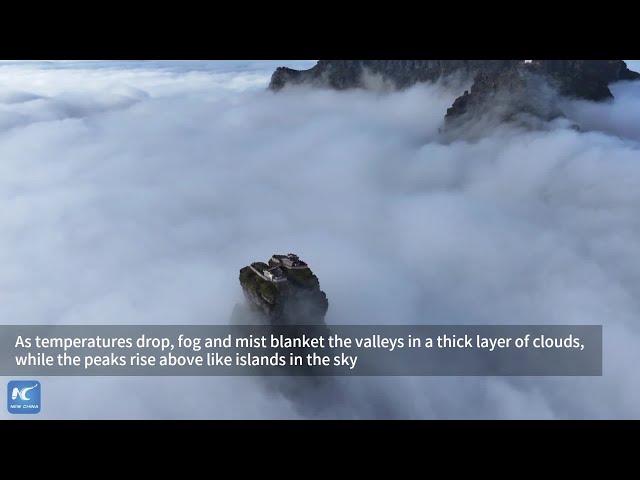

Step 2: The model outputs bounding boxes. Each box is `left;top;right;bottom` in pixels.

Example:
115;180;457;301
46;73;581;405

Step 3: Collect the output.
0;324;602;376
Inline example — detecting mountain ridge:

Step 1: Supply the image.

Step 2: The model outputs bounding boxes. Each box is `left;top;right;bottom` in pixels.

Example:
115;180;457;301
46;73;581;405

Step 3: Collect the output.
268;60;640;136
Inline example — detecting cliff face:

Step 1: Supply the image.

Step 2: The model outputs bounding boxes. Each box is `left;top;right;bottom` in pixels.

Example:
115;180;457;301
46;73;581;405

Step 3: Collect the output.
444;67;566;132
269;60;639;135
233;255;329;326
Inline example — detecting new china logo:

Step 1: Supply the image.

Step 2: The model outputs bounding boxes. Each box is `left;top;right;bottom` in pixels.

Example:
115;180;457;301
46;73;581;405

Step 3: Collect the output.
7;380;41;414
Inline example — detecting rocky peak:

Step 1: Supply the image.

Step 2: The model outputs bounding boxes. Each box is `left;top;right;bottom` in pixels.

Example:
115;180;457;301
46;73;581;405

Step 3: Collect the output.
232;253;329;327
444;66;565;133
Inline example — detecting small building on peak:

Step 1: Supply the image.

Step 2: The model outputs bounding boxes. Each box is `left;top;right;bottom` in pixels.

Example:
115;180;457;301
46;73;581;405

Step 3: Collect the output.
263;266;287;283
270;253;309;269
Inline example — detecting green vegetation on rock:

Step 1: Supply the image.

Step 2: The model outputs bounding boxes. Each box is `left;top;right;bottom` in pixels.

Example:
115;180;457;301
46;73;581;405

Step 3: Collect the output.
259;281;279;303
239;266;280;304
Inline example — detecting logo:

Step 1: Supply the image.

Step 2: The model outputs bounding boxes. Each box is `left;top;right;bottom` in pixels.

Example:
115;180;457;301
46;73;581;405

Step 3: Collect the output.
7;380;41;414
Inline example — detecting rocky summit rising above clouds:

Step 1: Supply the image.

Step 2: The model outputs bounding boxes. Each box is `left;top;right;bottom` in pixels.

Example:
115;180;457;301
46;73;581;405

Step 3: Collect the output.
231;253;329;327
269;60;640;136
230;253;331;378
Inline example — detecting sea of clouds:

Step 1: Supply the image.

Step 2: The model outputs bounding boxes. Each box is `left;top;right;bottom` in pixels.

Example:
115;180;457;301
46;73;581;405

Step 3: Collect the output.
1;59;639;419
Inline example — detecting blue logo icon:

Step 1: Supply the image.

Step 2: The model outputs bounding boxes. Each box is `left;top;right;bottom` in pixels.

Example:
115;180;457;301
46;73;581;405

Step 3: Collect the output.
7;380;41;414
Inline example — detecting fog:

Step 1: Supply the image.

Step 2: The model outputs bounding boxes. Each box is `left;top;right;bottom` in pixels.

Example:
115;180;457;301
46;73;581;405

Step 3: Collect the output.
1;60;640;419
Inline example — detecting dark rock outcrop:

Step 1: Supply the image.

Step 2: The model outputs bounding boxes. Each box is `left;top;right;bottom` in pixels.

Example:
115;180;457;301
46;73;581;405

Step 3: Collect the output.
269;60;639;135
443;66;566;133
233;254;329;327
534;60;639;100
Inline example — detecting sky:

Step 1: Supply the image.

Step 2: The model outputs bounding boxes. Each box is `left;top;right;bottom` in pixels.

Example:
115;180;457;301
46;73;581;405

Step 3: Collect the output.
1;59;640;419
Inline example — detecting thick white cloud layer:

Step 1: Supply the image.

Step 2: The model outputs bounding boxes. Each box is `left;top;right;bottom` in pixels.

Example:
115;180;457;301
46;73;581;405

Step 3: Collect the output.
1;60;640;419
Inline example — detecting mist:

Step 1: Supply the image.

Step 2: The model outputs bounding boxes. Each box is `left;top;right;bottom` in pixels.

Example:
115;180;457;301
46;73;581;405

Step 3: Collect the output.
1;60;639;419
